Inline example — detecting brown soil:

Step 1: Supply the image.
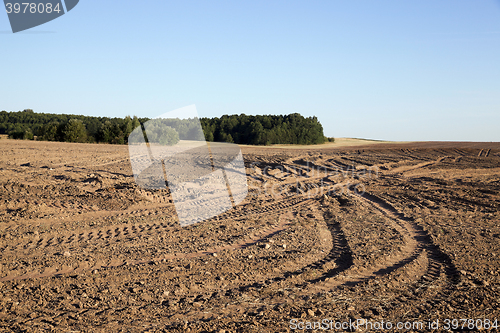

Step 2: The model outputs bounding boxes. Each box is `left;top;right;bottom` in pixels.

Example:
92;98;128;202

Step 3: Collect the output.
0;139;499;332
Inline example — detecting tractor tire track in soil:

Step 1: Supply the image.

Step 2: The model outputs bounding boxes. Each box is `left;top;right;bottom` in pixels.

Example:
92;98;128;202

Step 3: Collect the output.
0;196;315;282
1;141;499;332
353;191;459;289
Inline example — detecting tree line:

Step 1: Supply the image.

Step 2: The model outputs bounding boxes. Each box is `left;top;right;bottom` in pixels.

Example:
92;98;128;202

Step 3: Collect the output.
0;109;146;144
200;113;330;145
0;109;333;145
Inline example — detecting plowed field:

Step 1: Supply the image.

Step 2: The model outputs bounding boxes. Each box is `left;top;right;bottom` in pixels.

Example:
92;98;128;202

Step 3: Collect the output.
0;139;499;332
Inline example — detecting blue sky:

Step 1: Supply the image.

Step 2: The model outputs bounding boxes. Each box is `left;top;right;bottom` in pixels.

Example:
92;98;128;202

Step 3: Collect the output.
1;1;500;141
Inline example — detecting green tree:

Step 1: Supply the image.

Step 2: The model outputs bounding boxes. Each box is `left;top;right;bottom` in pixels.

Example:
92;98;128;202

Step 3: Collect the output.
159;126;179;145
249;121;265;145
144;120;180;146
122;115;142;143
23;128;34;140
63;119;87;143
41;122;59;141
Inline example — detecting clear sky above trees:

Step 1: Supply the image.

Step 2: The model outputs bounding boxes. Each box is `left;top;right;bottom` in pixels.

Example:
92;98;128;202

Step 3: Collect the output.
1;1;500;141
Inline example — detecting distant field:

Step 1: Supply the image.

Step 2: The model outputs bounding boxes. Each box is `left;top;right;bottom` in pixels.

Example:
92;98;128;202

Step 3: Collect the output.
238;137;399;149
0;136;397;147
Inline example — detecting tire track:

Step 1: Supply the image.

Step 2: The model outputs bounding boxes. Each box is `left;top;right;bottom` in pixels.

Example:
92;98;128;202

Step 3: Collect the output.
397;148;433;162
0;211;301;282
7;182;315;257
235;208;353;294
190;181;456;301
385;156;447;175
258;182;459;298
348;191;459;292
306;190;421;291
0;155;460;300
210;180;420;294
0;196;315;282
